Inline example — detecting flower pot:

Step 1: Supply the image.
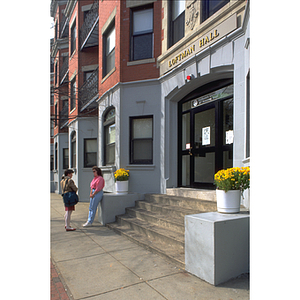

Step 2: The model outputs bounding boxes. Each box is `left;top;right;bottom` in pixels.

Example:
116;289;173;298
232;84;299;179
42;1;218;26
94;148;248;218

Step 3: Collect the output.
115;180;128;194
216;189;241;213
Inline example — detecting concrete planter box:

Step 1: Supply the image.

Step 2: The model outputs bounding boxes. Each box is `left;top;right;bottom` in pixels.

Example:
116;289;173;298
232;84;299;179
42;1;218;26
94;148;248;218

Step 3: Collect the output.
185;212;249;285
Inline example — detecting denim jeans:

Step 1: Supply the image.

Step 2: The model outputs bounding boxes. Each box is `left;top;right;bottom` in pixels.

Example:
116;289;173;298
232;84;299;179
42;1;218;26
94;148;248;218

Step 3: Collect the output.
88;189;103;224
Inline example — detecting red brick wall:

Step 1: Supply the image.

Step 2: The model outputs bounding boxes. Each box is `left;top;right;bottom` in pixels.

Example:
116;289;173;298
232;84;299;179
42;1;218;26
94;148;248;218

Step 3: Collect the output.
98;0;161;98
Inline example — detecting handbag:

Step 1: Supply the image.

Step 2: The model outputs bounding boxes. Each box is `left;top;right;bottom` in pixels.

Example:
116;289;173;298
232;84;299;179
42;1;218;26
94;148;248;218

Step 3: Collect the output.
62;178;79;207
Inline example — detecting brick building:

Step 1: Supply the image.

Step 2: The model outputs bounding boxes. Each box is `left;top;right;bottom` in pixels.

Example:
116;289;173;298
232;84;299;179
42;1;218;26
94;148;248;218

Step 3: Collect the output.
50;0;250;209
50;0;162;200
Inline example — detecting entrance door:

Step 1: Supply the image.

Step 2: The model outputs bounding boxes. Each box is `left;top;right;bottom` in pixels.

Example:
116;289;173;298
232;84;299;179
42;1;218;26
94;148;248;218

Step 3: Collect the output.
179;84;233;189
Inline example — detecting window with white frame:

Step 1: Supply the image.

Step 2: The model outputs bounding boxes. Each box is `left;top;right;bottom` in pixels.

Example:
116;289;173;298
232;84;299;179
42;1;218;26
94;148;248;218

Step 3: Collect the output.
84;139;97;167
71;131;76;168
131;6;153;61
104;108;115;165
70;77;76;111
130;116;153;164
103;24;115;77
63;148;69;170
71;21;76;54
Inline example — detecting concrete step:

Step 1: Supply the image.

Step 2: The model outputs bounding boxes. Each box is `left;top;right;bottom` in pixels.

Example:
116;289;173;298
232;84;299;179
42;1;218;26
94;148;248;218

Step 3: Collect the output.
107;221;185;269
166;188;216;201
126;207;185;234
136;200;204;219
145;194;217;211
106;192;218;268
116;214;184;251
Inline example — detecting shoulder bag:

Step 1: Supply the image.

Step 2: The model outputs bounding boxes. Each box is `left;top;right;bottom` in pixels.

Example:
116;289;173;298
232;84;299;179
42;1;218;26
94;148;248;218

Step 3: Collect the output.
62;178;79;207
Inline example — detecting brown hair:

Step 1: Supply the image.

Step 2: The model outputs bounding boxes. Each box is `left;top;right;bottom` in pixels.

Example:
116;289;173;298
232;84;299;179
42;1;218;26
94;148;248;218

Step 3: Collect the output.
92;166;102;177
64;169;74;176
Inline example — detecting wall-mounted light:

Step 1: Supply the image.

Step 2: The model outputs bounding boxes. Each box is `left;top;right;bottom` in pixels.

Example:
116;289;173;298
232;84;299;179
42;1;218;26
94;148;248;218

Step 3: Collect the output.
186;74;194;82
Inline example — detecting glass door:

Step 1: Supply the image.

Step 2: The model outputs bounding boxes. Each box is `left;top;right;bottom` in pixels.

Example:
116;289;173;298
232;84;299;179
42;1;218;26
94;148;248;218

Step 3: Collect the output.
178;84;233;189
192;104;216;188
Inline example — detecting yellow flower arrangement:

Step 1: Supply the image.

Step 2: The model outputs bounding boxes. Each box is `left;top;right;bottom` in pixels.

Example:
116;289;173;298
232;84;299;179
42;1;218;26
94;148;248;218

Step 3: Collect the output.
114;168;130;181
214;167;250;194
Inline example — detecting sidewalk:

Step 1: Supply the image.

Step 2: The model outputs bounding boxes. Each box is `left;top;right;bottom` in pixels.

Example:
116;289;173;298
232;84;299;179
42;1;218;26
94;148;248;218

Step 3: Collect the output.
51;193;249;300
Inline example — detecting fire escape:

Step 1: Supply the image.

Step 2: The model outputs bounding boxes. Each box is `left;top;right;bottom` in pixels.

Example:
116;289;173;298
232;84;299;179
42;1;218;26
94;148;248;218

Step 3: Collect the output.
79;0;99;50
78;0;99;112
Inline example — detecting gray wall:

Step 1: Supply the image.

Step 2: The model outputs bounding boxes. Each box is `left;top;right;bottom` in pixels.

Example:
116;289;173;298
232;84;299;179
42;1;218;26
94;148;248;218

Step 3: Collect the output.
160;16;250;209
98;80;162;194
68;117;98;202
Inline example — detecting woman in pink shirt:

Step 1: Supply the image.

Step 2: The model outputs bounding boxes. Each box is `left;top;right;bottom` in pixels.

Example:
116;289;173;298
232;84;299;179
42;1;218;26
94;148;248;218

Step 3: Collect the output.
83;166;105;227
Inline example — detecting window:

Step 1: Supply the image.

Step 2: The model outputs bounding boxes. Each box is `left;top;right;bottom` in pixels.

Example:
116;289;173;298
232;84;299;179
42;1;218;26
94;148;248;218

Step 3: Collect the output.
71;131;76;168
84;71;93;82
130;116;153;164
50;155;54;171
170;0;185;47
55;63;58;86
63;148;69;169
103;24;115;77
51;120;54;137
84;139;97;167
71;21;76;54
104;108;115;165
70;77;76;111
131;6;153;61
201;0;229;23
54;103;58;127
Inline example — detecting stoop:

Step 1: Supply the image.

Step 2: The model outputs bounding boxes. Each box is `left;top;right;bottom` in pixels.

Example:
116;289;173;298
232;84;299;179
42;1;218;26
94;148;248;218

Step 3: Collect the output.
106;190;218;268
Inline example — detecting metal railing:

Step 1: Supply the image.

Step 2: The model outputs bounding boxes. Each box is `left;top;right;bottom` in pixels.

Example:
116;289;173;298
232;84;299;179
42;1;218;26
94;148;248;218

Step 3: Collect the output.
60;13;69;39
59;104;69;128
79;0;99;50
59;57;69;84
79;67;99;111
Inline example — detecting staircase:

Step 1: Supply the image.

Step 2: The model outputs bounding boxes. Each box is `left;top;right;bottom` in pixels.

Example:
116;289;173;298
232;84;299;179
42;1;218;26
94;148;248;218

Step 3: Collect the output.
106;190;217;268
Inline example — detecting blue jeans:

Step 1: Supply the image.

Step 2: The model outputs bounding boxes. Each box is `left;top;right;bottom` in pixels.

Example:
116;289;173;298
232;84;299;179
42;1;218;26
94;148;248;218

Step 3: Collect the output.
88;189;103;224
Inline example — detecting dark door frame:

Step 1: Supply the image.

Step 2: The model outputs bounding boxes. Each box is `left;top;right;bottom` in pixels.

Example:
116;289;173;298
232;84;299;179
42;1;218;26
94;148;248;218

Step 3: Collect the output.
178;79;233;189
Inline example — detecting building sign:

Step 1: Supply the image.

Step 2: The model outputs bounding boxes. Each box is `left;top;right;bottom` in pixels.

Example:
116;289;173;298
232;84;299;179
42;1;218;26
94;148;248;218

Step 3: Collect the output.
160;14;237;74
202;126;210;146
226;130;234;144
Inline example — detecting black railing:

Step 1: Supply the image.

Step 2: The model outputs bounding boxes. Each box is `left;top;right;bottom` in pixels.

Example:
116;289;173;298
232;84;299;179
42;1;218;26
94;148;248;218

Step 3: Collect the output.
59;57;69;84
79;67;99;111
60;13;69;39
59;104;69;128
79;0;99;50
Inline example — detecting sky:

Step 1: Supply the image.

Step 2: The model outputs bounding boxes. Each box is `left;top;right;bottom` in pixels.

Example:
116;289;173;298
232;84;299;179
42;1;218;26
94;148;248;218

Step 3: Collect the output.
50;16;54;39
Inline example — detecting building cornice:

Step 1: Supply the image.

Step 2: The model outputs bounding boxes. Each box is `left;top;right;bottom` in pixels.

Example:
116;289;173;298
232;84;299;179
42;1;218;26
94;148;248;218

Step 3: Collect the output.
51;37;69;58
50;0;68;17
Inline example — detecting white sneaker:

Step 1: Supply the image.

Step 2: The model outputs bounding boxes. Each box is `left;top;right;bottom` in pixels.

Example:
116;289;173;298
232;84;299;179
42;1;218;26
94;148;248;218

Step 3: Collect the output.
83;221;92;227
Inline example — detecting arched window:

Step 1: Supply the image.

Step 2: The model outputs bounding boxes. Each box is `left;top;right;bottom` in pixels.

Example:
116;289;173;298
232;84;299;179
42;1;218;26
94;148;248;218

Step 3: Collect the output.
104;107;115;165
71;131;76;168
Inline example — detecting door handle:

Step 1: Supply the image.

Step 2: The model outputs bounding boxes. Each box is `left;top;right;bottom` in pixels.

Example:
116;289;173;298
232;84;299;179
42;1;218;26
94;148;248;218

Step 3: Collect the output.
189;147;193;156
